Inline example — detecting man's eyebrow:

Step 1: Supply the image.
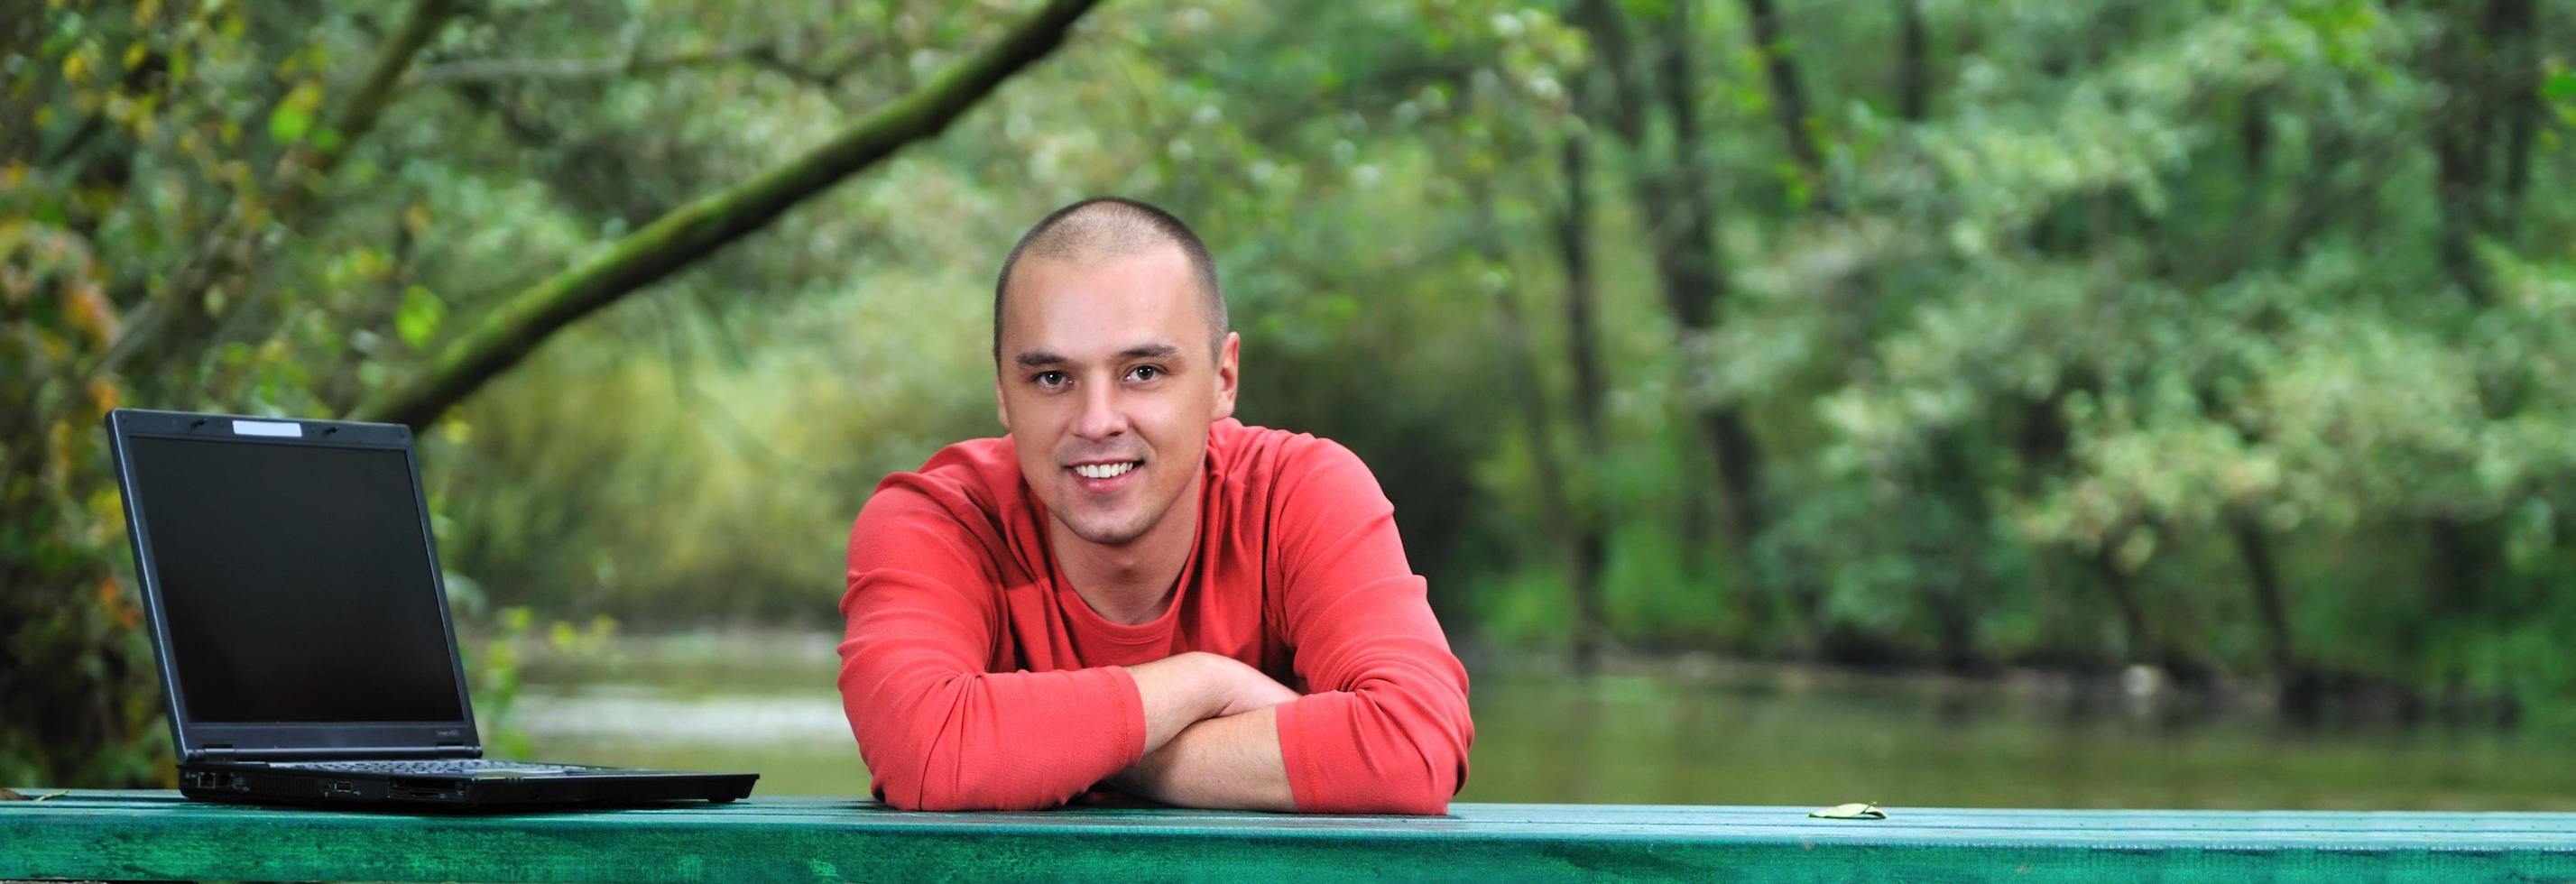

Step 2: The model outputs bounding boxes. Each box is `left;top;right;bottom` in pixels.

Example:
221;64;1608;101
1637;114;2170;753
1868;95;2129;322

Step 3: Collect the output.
1012;343;1182;368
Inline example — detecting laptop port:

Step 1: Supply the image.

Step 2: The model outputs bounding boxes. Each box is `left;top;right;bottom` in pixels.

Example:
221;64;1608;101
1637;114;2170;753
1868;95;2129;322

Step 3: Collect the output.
322;780;361;797
388;778;457;801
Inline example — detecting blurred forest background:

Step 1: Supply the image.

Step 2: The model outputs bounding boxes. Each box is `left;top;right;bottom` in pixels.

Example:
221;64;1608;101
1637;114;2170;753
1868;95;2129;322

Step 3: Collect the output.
6;0;2575;797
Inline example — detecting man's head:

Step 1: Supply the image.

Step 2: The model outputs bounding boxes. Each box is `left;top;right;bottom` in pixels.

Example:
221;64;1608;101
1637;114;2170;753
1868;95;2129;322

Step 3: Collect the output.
992;197;1239;548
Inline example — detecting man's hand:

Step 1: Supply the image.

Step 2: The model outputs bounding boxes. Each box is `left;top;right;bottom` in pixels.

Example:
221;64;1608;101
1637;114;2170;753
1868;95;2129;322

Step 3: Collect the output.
1114;652;1297;811
1209;658;1298;717
1124;652;1297;755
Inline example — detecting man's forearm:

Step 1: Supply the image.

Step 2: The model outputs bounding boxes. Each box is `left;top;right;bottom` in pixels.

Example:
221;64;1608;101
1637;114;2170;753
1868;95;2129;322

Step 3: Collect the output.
1123;652;1229;756
1124;651;1297;755
1113;652;1299;810
1110;705;1295;811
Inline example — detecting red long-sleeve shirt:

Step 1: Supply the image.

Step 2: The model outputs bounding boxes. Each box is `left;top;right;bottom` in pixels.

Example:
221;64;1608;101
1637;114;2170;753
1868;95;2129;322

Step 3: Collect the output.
837;419;1473;814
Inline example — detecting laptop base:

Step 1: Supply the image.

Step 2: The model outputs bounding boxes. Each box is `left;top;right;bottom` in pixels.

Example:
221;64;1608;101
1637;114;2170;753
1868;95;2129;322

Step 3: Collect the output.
180;761;756;810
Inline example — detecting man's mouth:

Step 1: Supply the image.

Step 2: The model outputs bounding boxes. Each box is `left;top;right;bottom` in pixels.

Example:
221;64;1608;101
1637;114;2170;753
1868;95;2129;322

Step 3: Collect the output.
1070;460;1142;480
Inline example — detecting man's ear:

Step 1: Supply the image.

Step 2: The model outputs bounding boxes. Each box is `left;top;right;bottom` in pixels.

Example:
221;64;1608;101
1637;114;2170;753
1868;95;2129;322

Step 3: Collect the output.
1212;331;1240;420
994;375;1011;431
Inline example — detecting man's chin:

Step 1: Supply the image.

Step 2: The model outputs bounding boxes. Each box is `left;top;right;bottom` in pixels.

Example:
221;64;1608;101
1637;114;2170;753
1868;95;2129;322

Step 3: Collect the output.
1061;515;1153;548
1048;496;1167;547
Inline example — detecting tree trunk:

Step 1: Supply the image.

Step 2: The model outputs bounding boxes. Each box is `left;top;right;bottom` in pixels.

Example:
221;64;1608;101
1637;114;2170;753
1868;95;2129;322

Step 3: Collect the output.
1554;136;1613;673
1494;268;1590;669
349;0;1101;428
1570;0;1768;610
1891;0;1988;669
2426;0;2536;306
1558;140;1611;451
2230;87;2273;265
2488;0;2540;222
2276;123;2352;260
2417;0;2534;617
2240;88;2271;179
1648;2;1768;555
2217;91;2315;709
1896;0;1930;122
2229;514;2305;696
1471;161;1602;674
2091;536;2150;667
1741;0;1829;210
2430;87;2493;305
3;0;56;163
1923;433;1986;672
2426;514;2498;616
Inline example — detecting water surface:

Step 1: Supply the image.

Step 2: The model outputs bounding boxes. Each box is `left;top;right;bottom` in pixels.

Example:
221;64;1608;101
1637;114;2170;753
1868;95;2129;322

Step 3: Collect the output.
511;634;2576;810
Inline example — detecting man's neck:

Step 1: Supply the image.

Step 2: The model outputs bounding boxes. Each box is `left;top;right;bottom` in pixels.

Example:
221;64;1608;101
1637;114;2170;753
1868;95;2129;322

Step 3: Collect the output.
1052;471;1204;626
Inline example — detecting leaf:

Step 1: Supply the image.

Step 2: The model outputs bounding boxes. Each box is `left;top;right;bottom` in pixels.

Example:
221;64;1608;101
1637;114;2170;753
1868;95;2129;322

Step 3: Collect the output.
267;80;324;144
395;284;444;348
267;105;310;144
2544;69;2576;101
1809;802;1887;820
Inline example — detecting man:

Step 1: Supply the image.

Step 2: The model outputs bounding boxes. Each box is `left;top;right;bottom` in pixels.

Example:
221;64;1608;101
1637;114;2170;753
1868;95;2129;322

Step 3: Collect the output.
836;197;1473;814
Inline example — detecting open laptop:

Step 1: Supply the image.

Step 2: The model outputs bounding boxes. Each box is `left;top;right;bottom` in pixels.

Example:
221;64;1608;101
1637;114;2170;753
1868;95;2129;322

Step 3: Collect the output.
106;408;758;809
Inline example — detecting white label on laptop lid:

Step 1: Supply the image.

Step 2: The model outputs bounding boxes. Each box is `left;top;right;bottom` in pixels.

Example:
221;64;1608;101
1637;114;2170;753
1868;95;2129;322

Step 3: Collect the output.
230;419;303;437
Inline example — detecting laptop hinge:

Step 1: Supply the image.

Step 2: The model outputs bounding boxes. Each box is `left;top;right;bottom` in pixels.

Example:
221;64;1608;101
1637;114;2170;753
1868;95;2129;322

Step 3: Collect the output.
190;744;478;761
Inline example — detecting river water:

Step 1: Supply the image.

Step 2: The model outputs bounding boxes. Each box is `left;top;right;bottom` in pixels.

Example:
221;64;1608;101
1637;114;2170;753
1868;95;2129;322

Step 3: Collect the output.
508;633;2576;810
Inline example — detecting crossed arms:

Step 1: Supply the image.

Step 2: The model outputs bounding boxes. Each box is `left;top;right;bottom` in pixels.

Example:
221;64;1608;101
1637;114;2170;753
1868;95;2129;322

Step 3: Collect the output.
836;442;1471;814
1110;651;1299;809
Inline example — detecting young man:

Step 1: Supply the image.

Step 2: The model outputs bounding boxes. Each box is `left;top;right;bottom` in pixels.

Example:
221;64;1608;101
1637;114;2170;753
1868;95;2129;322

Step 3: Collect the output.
836;198;1473;814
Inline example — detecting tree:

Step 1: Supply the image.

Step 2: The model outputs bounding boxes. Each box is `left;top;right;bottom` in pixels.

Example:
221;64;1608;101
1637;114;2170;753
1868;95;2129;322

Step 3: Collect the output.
0;0;1100;787
1571;0;1775;623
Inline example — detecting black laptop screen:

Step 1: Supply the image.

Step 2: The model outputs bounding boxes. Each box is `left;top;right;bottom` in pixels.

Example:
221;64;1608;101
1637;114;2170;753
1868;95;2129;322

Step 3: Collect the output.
125;435;466;724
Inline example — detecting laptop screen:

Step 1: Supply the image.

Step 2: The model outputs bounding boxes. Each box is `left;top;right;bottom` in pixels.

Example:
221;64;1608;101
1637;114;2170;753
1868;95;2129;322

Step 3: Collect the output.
124;434;466;724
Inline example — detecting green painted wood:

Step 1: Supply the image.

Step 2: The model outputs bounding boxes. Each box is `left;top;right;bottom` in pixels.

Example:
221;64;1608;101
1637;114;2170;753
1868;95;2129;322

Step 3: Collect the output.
5;790;2574;882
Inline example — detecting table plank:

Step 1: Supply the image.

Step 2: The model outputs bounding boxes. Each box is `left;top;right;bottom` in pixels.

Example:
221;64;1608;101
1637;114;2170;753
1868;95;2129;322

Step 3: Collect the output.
6;790;2574;882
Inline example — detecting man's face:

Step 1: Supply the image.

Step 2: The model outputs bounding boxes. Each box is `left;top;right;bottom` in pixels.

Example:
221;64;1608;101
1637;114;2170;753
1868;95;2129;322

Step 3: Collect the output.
995;244;1238;548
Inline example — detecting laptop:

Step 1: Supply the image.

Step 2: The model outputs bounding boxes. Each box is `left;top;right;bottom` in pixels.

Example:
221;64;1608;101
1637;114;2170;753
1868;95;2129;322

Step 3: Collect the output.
106;408;759;809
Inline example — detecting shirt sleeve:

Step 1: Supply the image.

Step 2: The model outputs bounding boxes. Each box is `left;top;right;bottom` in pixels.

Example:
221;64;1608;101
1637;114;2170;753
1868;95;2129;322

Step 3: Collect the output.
1266;439;1474;815
836;475;1147;811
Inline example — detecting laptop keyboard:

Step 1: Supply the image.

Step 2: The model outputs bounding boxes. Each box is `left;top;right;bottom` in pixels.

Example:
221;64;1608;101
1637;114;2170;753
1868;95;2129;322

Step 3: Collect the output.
270;759;601;774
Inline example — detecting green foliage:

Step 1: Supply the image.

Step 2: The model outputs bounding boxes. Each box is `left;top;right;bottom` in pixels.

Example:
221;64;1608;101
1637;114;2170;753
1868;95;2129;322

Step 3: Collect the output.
458;605;618;759
5;0;2574;788
0;0;1095;786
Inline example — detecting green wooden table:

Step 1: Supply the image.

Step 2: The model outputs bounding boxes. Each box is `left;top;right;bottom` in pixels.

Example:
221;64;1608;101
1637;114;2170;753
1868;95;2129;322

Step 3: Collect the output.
5;790;2574;881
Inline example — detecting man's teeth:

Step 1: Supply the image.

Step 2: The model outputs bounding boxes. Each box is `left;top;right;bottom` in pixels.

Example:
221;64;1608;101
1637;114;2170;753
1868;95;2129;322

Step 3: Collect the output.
1074;461;1138;479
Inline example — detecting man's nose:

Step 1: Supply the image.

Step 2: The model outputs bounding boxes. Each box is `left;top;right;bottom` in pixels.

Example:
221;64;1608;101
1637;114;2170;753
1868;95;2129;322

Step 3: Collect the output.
1072;379;1127;440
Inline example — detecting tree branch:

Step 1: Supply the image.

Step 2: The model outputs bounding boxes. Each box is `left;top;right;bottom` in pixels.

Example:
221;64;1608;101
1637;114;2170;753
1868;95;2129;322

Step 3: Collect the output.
348;0;1102;428
408;40;774;87
1743;0;1831;211
87;0;460;383
298;0;458;187
1567;0;1651;146
744;43;877;89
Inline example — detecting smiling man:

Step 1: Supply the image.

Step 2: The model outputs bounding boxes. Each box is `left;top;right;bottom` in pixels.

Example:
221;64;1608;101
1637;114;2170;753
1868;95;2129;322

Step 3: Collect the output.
836;197;1473;813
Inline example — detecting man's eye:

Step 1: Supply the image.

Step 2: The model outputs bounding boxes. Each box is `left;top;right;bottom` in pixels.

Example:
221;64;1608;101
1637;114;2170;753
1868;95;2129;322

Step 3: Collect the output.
1032;371;1068;388
1127;365;1162;382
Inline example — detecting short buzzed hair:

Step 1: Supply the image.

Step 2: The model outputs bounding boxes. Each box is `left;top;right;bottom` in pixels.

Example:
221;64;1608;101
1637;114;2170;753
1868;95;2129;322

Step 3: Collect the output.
993;197;1226;364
